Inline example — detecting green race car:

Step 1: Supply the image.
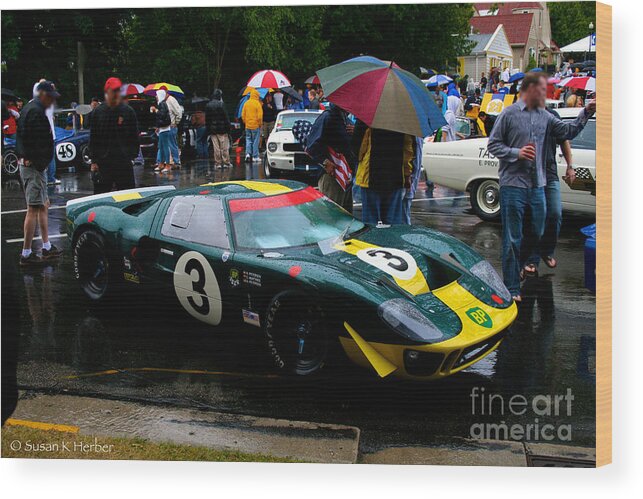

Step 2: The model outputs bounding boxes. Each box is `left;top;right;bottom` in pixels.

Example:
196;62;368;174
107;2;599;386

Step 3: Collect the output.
66;180;517;380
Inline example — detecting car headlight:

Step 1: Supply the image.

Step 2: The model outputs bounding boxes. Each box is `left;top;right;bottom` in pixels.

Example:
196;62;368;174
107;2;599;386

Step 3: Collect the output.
378;299;445;343
267;142;278;153
469;260;511;302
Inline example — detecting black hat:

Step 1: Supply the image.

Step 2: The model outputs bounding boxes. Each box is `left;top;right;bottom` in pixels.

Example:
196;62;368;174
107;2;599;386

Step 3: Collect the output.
37;81;60;98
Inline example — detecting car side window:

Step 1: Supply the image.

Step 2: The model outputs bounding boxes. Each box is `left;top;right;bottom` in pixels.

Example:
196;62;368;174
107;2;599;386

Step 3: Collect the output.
568;120;596;151
161;196;230;249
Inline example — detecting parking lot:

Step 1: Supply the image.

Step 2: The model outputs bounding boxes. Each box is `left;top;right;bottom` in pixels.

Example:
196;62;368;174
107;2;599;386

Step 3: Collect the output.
1;159;597;456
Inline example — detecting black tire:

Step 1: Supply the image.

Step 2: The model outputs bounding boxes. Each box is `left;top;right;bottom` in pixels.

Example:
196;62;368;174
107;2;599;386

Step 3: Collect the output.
264;290;327;376
79;143;92;168
470;179;501;222
262;153;277;178
2;149;20;178
73;230;121;301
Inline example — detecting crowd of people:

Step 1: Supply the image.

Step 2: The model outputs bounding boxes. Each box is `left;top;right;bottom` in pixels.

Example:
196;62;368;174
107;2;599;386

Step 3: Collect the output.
9;67;596;304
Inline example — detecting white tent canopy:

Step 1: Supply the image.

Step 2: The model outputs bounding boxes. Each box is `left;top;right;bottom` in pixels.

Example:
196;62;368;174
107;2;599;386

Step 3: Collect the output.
560;35;596;53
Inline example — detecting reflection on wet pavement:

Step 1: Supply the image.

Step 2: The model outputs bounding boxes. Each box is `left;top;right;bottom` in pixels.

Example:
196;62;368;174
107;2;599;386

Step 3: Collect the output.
1;158;596;450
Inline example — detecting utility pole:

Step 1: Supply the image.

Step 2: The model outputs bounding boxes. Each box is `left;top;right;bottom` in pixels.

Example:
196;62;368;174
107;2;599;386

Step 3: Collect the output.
77;41;86;104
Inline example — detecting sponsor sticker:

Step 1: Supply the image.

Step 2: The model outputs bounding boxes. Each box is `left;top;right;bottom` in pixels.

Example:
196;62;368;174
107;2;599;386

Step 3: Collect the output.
229;268;240;287
466;307;493;328
222;251;231;262
242;309;261;327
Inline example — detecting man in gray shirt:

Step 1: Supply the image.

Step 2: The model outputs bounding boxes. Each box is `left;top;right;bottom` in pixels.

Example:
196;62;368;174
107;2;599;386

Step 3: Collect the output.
488;72;595;301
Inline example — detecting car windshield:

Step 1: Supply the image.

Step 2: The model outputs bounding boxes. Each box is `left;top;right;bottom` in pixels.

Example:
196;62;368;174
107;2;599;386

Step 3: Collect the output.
229;187;364;250
277;112;322;130
569;119;596;150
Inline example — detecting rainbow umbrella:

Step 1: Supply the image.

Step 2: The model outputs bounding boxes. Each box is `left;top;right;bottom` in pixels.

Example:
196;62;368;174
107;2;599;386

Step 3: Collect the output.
121;83;145;96
247;70;291;89
144;82;184;98
316;56;445;137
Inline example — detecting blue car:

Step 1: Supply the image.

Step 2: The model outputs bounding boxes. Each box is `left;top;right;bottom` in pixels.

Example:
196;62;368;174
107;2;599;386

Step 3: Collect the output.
2;108;91;178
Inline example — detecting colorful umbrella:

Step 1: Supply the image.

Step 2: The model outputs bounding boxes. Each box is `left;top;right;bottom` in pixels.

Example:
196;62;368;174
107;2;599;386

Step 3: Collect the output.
247;70;291;89
548;77;561;84
236;88;271;118
316;55;446;137
560;76;596;92
239;86;274;97
144;82;184;98
305;75;321;85
121;83;145;96
425;74;453;87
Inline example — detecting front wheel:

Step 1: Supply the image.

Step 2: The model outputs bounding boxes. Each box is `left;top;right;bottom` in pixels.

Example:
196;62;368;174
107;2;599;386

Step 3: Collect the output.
79;143;92;168
2;149;20;177
73;230;120;301
264;291;327;376
470;179;500;222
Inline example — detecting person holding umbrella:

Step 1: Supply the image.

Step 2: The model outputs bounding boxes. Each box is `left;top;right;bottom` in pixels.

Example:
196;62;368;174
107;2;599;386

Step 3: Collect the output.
89;77;139;193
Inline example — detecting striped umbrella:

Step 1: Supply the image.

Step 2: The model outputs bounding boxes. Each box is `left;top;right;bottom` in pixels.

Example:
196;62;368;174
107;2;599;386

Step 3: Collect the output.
247;70;291;89
305;75;321;85
316;56;445;137
143;82;185;98
425;74;453;87
560;76;596;92
121;83;145;96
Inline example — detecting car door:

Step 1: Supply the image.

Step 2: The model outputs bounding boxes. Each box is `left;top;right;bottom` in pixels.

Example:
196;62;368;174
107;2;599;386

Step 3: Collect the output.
557;119;596;214
148;195;239;327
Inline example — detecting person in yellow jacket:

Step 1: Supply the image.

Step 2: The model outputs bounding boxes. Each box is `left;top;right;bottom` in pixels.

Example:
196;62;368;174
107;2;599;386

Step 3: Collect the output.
241;88;263;162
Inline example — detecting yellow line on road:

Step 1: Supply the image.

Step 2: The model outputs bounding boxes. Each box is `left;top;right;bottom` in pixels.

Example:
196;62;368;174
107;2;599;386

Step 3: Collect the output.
5;418;79;433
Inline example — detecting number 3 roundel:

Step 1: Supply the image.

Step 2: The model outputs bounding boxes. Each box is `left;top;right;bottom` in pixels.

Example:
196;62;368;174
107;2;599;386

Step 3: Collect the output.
173;251;222;325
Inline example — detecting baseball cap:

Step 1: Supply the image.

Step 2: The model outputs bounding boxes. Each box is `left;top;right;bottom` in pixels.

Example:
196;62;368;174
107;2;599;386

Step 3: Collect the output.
36;81;60;98
104;77;123;91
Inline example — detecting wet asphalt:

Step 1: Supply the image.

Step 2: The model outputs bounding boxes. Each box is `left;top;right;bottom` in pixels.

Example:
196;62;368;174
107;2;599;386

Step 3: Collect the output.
1;158;597;454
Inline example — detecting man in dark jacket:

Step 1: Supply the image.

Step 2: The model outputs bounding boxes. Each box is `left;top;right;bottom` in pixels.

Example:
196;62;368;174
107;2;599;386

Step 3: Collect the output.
89;77;139;194
205;89;231;168
15;81;63;265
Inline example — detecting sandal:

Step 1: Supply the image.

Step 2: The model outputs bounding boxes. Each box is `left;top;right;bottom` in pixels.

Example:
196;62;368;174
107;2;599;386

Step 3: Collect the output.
520;264;538;281
512;295;522;303
543;256;557;268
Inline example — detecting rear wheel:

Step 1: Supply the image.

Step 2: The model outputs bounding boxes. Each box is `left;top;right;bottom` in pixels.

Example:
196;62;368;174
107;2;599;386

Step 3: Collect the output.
2;149;19;178
80;143;92;168
264;291;327;376
471;179;500;222
73;230;120;301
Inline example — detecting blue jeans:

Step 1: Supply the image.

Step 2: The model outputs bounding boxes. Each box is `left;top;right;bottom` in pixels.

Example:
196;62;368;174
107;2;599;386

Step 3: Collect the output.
169;127;181;165
361;188;406;225
500;186;546;296
245;128;260;159
47;155;56;182
157;130;172;164
522;180;562;267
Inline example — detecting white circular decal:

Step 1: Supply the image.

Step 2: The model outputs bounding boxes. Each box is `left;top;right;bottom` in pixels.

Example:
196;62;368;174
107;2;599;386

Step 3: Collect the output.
56;142;77;162
173;251;222;325
356;247;418;281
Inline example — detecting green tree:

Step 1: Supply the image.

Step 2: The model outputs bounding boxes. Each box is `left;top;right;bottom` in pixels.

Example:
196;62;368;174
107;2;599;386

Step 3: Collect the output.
549;1;596;48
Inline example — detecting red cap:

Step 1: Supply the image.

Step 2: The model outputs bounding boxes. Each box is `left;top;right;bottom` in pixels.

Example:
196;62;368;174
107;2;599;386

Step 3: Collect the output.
104;77;122;91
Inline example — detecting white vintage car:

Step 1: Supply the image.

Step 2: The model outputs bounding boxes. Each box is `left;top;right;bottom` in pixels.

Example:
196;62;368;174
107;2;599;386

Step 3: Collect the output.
264;109;324;178
423;107;596;221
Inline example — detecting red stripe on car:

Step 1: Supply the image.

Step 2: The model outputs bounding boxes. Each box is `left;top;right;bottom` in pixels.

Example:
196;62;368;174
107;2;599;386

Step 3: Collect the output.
229;187;323;213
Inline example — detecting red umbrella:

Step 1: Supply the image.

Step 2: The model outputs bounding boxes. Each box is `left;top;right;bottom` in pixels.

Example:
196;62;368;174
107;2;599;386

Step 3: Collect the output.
305;75;320;85
247;70;291;89
559;76;595;92
121;83;145;96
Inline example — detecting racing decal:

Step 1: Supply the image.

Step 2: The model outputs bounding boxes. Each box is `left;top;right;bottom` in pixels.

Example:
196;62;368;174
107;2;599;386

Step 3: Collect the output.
123;256;140;284
335;239;429;296
242;270;262;287
222;251;231;262
242;309;261;327
160;248;174;256
228;187;322;213
201;180;293;195
173;251;222;326
229;268;240;287
466;307;493;328
477;148;499;168
112;191;143;202
55;142;76;162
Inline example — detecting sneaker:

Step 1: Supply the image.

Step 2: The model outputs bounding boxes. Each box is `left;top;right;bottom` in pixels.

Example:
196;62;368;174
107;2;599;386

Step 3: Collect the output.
224;163;233;169
47;178;61;185
244;155;251;163
154;164;162;172
20;253;44;267
162;164;173;173
42;244;63;260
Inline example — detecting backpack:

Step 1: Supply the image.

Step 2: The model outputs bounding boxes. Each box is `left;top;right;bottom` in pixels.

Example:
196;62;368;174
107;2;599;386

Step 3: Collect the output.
156;102;171;128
